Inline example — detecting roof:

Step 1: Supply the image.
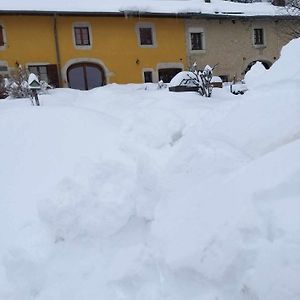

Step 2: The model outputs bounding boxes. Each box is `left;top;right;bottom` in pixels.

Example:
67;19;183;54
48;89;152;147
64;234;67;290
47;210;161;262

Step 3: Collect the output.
0;0;297;19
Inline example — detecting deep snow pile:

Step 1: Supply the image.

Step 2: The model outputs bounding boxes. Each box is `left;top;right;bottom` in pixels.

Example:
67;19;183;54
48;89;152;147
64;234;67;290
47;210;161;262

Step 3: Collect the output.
0;39;300;300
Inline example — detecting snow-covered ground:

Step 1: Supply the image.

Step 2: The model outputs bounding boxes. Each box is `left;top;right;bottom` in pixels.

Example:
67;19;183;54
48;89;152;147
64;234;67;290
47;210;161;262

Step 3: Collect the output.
0;39;300;300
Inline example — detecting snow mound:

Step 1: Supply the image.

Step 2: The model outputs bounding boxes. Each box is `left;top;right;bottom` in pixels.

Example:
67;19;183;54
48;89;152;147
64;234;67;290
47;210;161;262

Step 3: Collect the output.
249;37;300;88
0;37;300;300
169;71;197;87
244;61;267;89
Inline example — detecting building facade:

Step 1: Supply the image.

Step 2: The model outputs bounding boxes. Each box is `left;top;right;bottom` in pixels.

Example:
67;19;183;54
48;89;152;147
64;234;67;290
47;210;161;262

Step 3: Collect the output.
0;6;296;89
184;17;292;82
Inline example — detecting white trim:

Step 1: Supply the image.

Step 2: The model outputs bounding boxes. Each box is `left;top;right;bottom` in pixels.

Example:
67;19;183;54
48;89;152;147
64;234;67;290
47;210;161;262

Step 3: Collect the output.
252;27;266;48
156;62;184;70
142;68;156;83
61;57;113;87
135;22;157;48
0;22;8;51
187;27;206;53
26;62;50;67
72;22;93;50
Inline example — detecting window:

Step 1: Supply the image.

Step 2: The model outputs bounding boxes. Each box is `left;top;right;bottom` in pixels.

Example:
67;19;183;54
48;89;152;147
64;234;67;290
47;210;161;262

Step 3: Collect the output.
28;65;48;82
72;23;92;49
219;75;229;83
139;28;153;45
190;32;204;50
144;71;153;83
28;64;59;87
67;62;106;90
0;24;7;50
0;65;8;73
188;28;205;52
74;26;90;46
136;23;156;47
253;28;264;46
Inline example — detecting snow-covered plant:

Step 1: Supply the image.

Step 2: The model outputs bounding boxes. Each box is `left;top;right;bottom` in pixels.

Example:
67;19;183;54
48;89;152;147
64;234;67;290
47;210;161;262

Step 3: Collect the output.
157;80;167;89
5;66;52;99
0;75;7;99
39;80;53;94
188;63;215;97
5;65;31;98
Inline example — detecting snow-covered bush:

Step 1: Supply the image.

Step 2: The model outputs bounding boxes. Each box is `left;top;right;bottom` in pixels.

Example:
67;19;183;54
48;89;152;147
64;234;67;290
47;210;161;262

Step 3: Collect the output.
0;75;7;99
5;65;31;98
5;66;52;99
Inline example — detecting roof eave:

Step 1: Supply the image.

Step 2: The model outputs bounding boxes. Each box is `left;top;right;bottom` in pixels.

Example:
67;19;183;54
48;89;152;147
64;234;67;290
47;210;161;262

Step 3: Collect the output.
0;10;299;20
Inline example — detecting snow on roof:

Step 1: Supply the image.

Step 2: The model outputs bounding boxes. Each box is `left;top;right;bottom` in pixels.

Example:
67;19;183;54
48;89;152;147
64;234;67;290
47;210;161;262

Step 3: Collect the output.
0;0;292;17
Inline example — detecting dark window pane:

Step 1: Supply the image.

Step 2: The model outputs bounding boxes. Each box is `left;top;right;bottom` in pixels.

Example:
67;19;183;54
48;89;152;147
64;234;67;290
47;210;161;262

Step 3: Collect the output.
68;66;86;90
158;68;182;83
46;64;59;87
0;66;8;72
139;27;153;45
68;63;105;90
219;75;229;82
254;29;264;45
39;66;47;74
191;32;203;50
0;26;4;46
86;66;103;89
144;71;153;83
74;26;90;46
28;66;38;75
28;65;49;83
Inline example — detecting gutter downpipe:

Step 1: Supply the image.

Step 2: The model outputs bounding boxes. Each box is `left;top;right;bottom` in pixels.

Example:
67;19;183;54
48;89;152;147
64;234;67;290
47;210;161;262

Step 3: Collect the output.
53;13;63;87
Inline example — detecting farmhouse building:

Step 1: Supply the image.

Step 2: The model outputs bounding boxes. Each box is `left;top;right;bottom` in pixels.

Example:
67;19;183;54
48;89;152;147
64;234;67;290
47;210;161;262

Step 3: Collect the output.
0;0;297;89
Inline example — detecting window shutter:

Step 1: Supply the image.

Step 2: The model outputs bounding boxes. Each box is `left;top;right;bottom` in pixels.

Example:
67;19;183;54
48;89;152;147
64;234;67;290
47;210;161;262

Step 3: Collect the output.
46;64;59;88
0;25;4;46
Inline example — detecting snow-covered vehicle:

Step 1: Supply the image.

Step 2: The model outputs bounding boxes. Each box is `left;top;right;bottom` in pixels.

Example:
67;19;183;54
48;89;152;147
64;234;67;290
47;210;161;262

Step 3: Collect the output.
169;65;215;97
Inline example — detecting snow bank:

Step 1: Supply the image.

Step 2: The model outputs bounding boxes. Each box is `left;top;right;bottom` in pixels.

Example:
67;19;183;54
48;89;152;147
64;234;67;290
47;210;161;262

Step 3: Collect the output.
246;37;300;88
0;38;300;300
244;61;267;89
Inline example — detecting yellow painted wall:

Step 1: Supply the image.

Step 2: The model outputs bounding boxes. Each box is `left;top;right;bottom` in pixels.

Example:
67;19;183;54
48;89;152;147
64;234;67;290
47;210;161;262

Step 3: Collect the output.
0;15;187;84
58;16;187;84
0;15;57;65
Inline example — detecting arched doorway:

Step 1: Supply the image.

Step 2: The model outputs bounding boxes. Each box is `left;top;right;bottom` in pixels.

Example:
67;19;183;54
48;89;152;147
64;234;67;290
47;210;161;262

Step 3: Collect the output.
244;60;272;74
67;62;106;90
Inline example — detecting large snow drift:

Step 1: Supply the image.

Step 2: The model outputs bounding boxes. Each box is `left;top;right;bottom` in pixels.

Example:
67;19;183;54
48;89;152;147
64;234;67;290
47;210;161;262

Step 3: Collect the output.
0;39;300;300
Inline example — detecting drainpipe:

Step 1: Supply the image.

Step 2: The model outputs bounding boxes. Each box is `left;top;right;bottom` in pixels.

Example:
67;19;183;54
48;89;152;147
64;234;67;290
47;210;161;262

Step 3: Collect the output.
53;14;63;87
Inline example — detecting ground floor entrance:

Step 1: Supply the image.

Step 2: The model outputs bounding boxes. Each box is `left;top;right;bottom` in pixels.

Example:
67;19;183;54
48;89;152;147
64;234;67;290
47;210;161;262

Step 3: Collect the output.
158;68;182;83
67;62;106;90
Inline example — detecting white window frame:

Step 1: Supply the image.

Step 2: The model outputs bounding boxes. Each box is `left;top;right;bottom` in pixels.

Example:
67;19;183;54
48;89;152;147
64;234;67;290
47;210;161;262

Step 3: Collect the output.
135;23;157;48
0;22;7;51
252;27;266;48
72;22;93;50
188;27;206;53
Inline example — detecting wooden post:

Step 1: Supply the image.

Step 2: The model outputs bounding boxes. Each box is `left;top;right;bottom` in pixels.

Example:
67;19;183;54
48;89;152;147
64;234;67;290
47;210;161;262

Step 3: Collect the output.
33;90;40;106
